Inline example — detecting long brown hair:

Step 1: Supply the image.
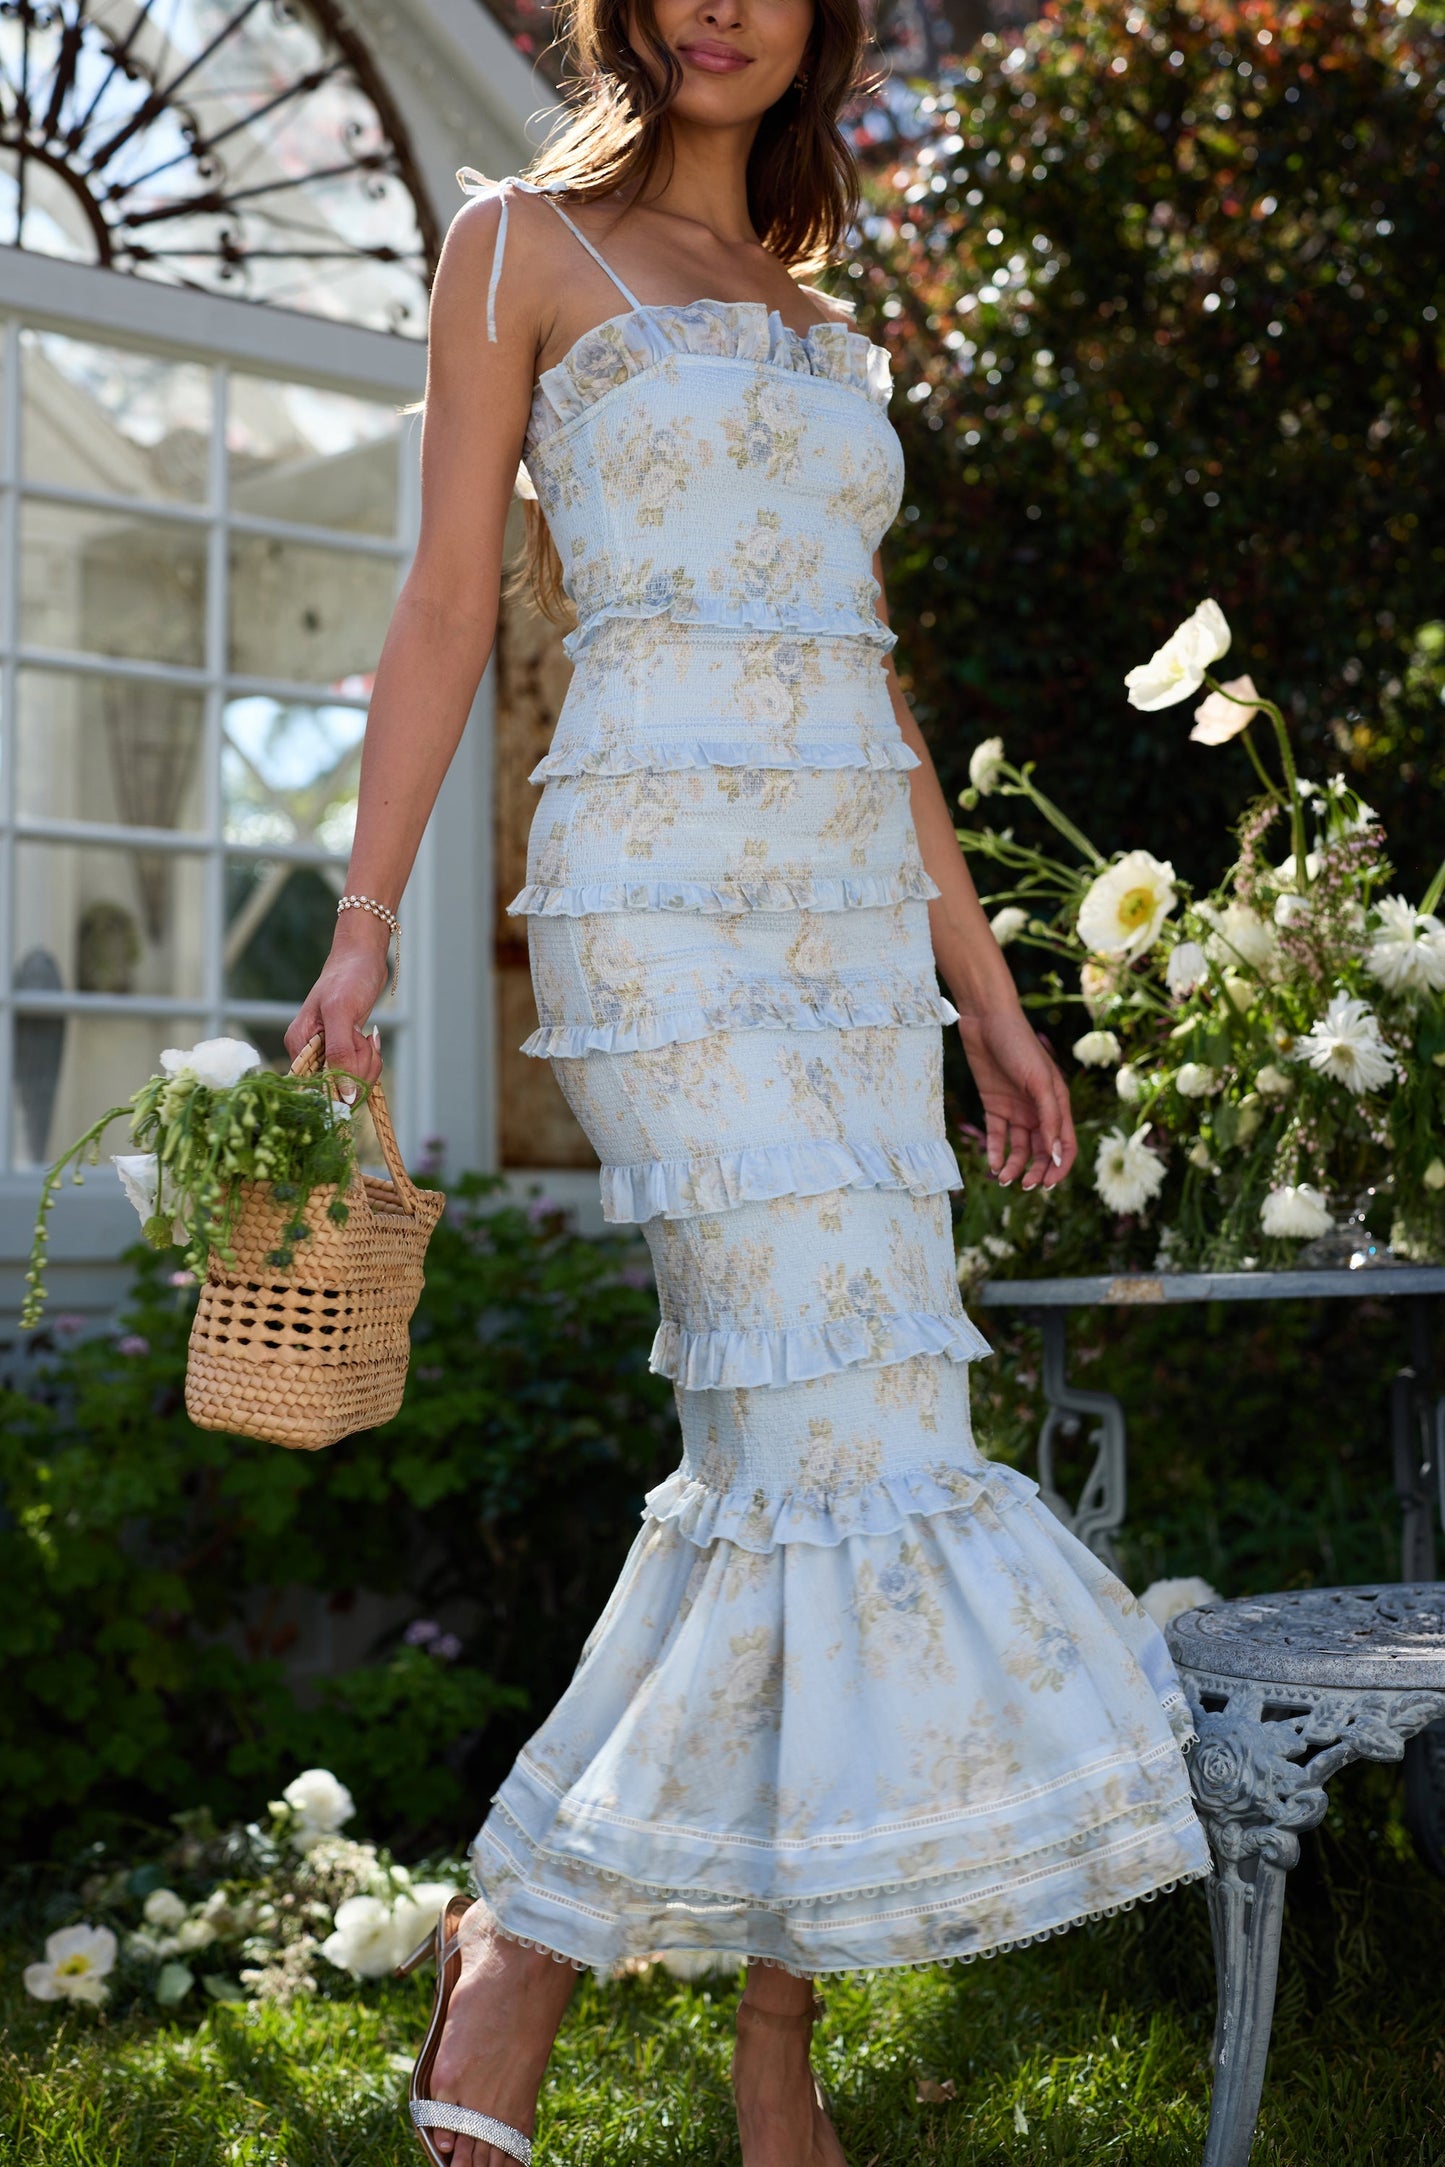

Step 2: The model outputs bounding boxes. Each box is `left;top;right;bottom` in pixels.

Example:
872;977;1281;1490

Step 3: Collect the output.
503;0;882;621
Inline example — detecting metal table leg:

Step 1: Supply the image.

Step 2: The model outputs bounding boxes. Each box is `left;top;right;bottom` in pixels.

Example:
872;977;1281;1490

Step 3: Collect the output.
1033;1308;1128;1576
1399;1295;1445;1875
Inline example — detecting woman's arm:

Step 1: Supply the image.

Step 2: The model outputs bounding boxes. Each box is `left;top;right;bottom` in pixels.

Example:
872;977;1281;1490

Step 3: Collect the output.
283;194;547;1094
873;550;1076;1191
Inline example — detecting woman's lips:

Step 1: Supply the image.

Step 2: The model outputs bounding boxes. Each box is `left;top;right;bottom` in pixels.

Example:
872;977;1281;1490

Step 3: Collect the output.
677;41;753;71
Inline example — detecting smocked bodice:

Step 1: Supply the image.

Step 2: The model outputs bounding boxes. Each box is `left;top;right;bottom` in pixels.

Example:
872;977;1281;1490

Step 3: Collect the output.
519;300;906;663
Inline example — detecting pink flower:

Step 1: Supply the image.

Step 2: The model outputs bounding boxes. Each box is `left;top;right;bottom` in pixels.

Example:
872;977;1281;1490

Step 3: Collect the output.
1190;674;1261;744
53;1313;87;1336
116;1335;150;1357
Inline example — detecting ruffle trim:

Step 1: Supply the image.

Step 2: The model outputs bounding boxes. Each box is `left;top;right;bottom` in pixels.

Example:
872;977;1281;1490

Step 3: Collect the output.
522;984;960;1059
473;1861;1214;1981
599;1135;962;1225
561;600;898;665
649;1308;994;1390
508;869;940;919
529;736;921;783
526;298;892;450
641;1454;1039;1552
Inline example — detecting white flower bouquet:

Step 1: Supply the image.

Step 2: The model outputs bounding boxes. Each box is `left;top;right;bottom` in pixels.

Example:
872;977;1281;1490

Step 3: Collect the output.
22;1037;366;1328
955;602;1445;1281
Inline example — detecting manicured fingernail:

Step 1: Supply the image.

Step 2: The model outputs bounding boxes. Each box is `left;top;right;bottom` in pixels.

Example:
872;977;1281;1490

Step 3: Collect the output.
338;1079;358;1105
998;1175;1013;1187
1051;1142;1063;1166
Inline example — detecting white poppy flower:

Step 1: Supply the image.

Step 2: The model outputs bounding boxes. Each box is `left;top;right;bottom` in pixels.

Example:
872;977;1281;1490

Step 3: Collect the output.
1078;851;1177;958
1124;599;1231;710
113;1153;163;1226
320;1895;399;1980
1204;902;1278;978
988;905;1030;946
1072;1029;1121;1067
1260;1183;1333;1238
282;1767;355;1838
1365;896;1445;998
1116;1063;1143;1103
1165;940;1208;998
1093;1126;1166;1214
1175;1062;1220;1098
1255;1063;1294;1098
159;1037;262;1091
1298;993;1398;1094
1190;673;1261;744
1138;1575;1221;1628
143;1888;188;1932
24;1923;117;2004
968;737;1007;794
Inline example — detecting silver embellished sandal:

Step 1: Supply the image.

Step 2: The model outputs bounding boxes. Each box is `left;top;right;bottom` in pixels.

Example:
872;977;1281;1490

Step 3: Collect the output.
396;1893;534;2165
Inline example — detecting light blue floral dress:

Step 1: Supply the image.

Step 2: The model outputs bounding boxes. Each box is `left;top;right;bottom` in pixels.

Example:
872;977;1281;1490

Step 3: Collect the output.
463;175;1211;1978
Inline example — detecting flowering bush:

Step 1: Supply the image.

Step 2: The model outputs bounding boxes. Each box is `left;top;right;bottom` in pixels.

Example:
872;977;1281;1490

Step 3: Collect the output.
23;1038;367;1325
955;602;1445;1280
20;1769;461;2013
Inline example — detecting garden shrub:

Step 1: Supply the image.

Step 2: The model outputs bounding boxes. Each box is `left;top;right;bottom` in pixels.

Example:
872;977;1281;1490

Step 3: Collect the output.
0;1177;675;1863
862;0;1444;899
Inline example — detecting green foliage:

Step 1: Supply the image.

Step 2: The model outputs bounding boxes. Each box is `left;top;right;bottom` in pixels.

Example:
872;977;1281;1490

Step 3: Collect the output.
0;1177;674;1862
863;0;1445;901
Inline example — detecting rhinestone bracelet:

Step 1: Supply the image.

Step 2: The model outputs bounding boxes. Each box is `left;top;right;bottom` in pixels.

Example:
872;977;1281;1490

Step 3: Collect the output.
336;893;400;997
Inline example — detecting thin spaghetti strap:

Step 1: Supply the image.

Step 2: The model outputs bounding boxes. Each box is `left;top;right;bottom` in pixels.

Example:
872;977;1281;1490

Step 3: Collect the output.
538;196;646;314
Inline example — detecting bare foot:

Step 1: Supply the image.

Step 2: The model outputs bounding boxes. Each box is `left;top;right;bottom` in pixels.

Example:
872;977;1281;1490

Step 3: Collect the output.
732;1967;848;2167
420;1903;578;2167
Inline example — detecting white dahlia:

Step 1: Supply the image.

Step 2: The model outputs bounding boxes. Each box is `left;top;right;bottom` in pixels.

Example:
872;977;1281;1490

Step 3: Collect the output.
1078;851;1177;959
1298;993;1398;1094
1093;1126;1166;1214
1124;599;1231;711
1260;1184;1333;1239
1365;896;1445;998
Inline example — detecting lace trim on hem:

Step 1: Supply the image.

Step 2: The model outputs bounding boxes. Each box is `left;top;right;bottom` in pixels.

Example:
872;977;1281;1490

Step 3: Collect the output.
507;869;939;919
523;986;960;1059
599;1136;962;1225
529;738;921;783
649;1308;993;1390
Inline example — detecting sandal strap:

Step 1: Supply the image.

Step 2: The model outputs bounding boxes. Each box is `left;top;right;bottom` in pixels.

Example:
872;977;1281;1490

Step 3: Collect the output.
736;1992;826;2030
411;2098;533;2162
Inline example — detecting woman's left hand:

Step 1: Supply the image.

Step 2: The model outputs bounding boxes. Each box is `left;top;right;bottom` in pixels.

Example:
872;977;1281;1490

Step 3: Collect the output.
955;1008;1077;1190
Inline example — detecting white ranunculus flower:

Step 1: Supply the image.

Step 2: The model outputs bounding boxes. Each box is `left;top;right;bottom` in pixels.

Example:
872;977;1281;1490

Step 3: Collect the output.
1116;1063;1143;1103
1078;851;1177;958
1138;1575;1221;1628
1190;674;1261;745
143;1888;188;1932
1175;1062;1219;1098
968;736;1007;794
1255;1063;1294;1098
988;905;1030;947
388;1882;459;1970
159;1037;262;1090
1092;1126;1166;1215
1124;599;1231;711
1204;902;1278;978
1165;940;1208;999
1260;1183;1334;1239
1298;993;1397;1094
1072;1028;1122;1067
1365;896;1445;998
24;1923;117;2004
320;1895;399;1980
282;1767;355;1838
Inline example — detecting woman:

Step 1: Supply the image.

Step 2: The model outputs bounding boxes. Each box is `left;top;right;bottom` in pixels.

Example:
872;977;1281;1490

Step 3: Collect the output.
285;0;1211;2157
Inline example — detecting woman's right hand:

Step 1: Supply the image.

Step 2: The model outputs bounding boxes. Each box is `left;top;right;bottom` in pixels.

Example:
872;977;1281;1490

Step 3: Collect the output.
283;917;392;1101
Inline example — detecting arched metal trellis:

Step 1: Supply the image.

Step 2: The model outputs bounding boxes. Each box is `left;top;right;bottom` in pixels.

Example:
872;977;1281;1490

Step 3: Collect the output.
0;0;438;332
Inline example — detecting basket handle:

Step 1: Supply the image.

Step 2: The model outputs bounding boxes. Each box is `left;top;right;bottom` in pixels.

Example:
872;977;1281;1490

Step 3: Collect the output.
289;1032;424;1216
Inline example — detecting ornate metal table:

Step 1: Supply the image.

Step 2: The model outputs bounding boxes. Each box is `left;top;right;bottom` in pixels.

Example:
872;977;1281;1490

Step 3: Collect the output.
1165;1585;1445;2167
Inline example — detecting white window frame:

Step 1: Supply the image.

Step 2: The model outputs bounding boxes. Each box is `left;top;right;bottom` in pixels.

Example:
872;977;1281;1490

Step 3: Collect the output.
0;244;498;1303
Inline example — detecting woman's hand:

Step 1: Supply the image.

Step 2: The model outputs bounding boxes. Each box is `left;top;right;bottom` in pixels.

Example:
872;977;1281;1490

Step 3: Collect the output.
283;918;391;1101
956;1008;1077;1190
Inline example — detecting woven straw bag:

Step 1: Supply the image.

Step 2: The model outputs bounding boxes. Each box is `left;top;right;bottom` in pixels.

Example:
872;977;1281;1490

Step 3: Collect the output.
184;1035;446;1450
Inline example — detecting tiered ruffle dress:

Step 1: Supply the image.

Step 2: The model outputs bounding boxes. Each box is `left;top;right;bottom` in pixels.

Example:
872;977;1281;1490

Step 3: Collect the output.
464;175;1211;1978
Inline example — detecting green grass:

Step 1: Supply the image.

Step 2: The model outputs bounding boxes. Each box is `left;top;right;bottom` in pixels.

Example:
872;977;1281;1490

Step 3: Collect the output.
6;1799;1445;2167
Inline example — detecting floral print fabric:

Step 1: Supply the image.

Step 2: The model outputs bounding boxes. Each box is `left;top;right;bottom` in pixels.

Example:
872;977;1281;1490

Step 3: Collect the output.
471;297;1210;1977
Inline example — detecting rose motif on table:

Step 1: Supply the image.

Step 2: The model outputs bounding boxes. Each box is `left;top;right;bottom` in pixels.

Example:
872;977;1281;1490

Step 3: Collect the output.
1190;1714;1302;1819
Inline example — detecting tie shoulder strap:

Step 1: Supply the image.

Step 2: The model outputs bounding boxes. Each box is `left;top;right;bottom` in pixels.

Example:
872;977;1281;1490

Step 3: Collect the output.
455;170;571;344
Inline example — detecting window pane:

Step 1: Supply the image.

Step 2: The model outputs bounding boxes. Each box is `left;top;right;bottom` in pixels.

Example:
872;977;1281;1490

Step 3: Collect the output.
12;1012;207;1172
224;857;341;1005
20;502;206;667
21;329;213;503
16;669;206;831
228;535;395;684
222;697;364;851
228;376;401;536
15;842;208;999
